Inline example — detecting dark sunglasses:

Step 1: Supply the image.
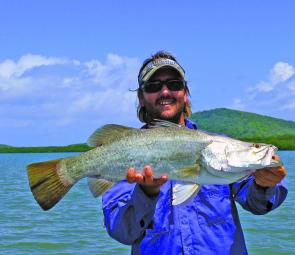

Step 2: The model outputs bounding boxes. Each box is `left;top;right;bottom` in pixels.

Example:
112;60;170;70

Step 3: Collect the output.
141;79;186;93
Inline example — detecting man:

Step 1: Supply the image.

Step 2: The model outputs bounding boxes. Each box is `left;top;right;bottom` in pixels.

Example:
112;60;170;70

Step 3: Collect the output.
102;51;287;254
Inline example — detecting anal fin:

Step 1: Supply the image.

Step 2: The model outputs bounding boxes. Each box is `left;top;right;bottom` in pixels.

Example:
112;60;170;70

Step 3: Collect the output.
87;178;114;197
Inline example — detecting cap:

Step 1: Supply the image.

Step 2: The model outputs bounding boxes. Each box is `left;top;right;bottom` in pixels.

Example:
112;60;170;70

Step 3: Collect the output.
138;58;185;85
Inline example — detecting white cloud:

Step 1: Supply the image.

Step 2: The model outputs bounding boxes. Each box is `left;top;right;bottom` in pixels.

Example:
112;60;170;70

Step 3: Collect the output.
249;62;295;93
234;61;295;119
0;54;67;79
288;81;295;94
280;81;295;110
84;53;139;89
0;54;72;95
230;98;246;110
0;53;141;132
0;76;32;93
282;99;295;110
0;118;33;128
269;62;294;84
255;81;274;92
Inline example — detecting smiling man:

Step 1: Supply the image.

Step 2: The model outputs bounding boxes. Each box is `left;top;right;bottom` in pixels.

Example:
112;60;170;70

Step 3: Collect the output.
102;51;287;255
138;63;188;124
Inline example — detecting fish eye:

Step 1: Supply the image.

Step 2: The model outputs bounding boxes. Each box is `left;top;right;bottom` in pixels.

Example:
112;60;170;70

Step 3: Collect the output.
253;144;260;148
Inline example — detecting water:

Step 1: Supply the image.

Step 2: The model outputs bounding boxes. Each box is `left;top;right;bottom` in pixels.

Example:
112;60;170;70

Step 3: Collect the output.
0;151;294;254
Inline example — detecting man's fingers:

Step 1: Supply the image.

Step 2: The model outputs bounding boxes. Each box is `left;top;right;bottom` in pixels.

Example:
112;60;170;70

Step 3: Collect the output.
135;173;144;183
253;165;287;187
256;166;286;179
272;155;280;161
126;165;169;187
127;168;136;183
153;175;168;186
254;176;272;187
144;165;154;184
144;165;153;177
269;166;286;177
254;171;277;184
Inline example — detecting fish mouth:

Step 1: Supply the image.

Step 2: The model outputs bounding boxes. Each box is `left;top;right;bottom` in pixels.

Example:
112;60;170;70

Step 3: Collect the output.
265;145;280;167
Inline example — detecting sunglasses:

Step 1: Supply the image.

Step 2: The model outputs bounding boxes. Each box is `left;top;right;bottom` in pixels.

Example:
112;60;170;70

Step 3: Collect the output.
141;79;186;93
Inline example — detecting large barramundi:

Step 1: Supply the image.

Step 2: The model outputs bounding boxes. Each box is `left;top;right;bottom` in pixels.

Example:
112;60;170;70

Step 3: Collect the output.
27;120;280;210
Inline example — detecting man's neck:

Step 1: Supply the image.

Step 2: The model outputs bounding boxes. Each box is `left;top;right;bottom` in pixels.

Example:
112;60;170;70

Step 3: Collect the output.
146;113;186;126
178;114;185;125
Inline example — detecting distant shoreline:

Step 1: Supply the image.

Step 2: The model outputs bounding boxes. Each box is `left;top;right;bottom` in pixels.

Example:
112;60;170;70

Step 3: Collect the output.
0;144;93;153
0;143;294;153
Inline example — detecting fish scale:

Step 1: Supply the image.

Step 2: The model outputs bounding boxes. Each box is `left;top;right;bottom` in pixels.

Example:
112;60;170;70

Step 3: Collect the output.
27;121;280;210
64;129;203;182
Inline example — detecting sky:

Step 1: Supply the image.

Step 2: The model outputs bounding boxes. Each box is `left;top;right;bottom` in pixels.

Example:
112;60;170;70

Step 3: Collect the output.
1;1;295;146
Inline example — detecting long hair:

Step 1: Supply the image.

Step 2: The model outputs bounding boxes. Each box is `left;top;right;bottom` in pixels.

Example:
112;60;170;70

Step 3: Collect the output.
137;51;192;123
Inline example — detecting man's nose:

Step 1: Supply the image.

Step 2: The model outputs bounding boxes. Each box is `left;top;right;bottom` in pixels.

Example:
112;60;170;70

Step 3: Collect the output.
160;84;170;95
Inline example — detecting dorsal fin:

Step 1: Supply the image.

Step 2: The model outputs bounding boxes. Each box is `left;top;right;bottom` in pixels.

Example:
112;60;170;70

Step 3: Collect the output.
87;124;136;147
148;119;184;129
87;178;115;197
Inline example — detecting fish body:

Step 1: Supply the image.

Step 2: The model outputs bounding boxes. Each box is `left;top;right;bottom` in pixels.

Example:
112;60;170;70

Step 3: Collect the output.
60;127;208;183
27;121;280;210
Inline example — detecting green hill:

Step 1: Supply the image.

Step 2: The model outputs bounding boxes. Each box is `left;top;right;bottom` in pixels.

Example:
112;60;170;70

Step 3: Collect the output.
0;144;12;148
1;108;294;152
191;108;295;150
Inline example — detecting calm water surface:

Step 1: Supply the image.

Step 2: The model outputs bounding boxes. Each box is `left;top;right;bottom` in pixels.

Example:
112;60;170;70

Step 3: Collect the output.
0;151;294;254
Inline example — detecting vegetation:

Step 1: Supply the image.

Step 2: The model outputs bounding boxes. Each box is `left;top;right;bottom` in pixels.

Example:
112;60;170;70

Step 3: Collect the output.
0;143;93;153
1;108;294;152
191;108;295;150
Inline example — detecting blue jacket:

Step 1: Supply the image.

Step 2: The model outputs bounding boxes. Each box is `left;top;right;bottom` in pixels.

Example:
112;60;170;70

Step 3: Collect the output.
102;119;288;255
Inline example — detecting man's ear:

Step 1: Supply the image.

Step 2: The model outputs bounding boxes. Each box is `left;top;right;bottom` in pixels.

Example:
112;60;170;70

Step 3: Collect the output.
184;92;188;104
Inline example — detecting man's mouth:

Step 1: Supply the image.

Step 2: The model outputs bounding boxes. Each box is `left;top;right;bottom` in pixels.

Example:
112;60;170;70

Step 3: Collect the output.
157;98;176;106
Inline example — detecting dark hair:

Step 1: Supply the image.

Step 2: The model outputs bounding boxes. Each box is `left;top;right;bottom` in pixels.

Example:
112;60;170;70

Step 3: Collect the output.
137;51;192;123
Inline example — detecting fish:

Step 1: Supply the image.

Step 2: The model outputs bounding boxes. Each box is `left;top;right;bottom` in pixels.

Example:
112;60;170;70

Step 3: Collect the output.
27;120;281;210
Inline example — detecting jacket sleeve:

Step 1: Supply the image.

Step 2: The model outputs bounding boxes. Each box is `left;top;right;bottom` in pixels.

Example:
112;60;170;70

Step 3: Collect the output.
102;180;158;245
232;175;288;215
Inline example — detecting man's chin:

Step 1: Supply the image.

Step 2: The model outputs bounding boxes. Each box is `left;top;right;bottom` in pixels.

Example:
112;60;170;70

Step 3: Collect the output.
159;111;174;119
159;112;182;123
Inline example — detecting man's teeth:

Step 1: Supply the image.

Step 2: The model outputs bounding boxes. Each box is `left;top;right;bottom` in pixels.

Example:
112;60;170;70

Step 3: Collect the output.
159;100;174;105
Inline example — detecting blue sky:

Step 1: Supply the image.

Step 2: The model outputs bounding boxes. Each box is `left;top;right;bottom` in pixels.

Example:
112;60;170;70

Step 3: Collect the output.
1;1;295;146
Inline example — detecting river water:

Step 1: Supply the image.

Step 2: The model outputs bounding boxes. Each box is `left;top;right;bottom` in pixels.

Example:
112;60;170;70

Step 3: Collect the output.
0;151;294;254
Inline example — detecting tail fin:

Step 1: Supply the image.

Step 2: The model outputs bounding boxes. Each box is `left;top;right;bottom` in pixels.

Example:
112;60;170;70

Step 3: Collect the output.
27;159;74;211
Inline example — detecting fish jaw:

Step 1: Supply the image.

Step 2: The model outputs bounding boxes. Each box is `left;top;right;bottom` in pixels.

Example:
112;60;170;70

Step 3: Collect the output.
195;167;250;185
260;145;281;167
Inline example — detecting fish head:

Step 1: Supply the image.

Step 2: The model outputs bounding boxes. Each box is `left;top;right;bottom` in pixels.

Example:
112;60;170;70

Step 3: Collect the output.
224;140;280;170
202;137;280;172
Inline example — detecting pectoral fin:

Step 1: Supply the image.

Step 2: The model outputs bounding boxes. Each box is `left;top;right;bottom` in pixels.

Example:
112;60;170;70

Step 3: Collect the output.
172;182;201;205
87;178;114;197
177;163;201;178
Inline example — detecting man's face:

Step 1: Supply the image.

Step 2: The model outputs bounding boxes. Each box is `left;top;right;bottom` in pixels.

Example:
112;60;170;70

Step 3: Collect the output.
139;68;188;124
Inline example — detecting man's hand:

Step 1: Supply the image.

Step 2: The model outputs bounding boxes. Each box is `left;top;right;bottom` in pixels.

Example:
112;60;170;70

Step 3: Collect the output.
126;165;168;197
253;155;286;188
